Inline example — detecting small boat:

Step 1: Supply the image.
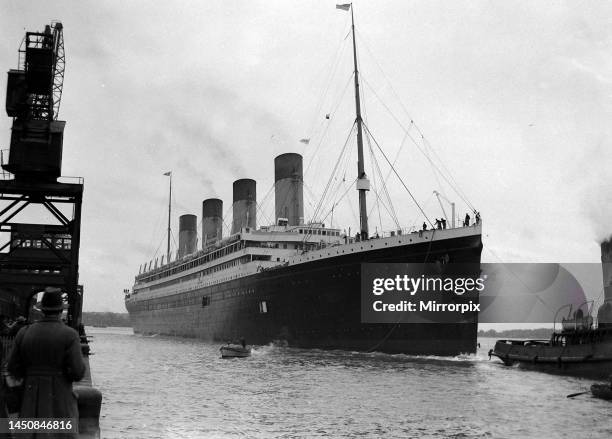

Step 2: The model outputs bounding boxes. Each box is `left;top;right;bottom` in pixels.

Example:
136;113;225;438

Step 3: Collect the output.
220;343;251;358
591;383;612;401
489;300;612;379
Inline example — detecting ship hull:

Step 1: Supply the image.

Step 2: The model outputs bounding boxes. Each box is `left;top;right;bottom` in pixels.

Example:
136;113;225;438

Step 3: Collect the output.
127;233;482;355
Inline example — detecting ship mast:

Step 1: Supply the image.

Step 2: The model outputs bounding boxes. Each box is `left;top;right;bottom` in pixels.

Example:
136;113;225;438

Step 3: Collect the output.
165;171;172;263
349;5;369;240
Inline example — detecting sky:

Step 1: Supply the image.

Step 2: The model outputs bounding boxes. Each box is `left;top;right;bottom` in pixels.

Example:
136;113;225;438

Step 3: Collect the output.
1;0;611;312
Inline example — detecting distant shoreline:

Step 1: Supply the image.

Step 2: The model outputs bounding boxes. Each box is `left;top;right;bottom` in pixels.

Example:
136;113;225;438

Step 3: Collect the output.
82;312;552;339
478;328;551;339
82;312;131;328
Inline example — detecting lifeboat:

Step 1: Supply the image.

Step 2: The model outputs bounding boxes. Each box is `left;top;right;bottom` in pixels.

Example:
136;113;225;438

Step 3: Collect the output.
220;343;251;358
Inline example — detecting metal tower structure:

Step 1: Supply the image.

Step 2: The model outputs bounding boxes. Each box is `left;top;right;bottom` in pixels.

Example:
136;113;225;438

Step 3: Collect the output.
0;22;84;329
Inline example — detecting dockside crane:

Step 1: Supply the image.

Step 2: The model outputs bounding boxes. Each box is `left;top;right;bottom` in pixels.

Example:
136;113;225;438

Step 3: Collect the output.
0;21;84;329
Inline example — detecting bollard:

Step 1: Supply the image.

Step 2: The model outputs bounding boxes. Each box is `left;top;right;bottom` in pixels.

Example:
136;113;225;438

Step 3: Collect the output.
74;386;102;439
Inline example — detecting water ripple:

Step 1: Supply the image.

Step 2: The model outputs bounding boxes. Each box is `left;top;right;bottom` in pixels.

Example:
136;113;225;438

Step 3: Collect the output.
89;329;612;438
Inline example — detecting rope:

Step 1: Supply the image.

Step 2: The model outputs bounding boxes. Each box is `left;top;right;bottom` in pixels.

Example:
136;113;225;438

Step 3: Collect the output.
362;122;433;228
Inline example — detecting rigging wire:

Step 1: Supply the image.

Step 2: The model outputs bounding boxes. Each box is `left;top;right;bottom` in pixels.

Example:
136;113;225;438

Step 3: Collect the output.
309;122;356;224
356;29;476;212
483;246;556;314
302;181;319;216
361;75;475;214
255;181;276;226
380;129;410;190
356;57;383;234
316;178;358;229
326;132;354;215
302;20;353;178
368;142;384;234
304;73;355;178
419;134;476;212
358;55;402;232
363;126;404;233
408;193;433;231
365;133;400;228
304;122;356;243
222;203;233;237
145;196;167;262
304;31;351;152
362;122;433;228
149;234;167;267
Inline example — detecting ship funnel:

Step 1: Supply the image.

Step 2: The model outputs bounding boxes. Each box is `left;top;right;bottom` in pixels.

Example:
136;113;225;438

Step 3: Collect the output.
178;214;197;258
231;179;256;234
598;238;612;328
202;198;223;248
274;153;304;226
602;238;612;301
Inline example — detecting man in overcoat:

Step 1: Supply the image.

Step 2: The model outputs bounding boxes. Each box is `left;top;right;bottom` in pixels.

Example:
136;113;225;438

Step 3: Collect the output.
7;288;85;437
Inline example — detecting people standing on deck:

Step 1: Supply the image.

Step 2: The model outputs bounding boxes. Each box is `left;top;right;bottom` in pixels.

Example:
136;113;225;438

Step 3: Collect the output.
475;211;481;225
435;219;441;229
422;222;427;231
441;218;447;229
7;287;85;435
464;213;470;227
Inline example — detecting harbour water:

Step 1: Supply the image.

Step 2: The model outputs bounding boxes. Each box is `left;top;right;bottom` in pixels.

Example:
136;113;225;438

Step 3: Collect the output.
90;328;612;438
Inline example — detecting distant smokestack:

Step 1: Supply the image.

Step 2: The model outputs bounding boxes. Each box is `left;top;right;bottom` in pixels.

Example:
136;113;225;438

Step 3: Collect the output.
274;153;304;226
178;214;197;258
602;238;612;301
231;179;256;234
202;198;223;248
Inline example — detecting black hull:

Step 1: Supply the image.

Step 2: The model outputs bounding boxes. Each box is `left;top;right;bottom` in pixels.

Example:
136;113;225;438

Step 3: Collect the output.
127;233;482;355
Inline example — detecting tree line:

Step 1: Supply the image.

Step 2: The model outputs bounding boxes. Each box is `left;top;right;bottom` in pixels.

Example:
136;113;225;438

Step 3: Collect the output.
81;312;131;327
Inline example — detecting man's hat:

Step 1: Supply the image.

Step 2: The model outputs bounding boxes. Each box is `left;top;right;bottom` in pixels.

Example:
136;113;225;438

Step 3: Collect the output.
37;287;65;312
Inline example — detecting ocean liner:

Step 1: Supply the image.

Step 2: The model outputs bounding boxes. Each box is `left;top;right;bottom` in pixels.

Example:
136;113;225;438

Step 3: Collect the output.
125;5;483;355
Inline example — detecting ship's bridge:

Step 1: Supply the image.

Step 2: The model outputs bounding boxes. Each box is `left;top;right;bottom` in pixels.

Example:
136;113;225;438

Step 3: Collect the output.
243;222;343;249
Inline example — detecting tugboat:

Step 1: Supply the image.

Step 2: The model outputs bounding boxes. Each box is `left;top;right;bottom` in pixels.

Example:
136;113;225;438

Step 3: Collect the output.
489;239;612;379
490;302;612;379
